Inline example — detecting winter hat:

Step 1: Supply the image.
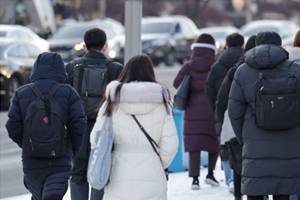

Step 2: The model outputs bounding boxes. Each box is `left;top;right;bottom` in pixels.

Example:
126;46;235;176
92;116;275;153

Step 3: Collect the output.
255;31;282;46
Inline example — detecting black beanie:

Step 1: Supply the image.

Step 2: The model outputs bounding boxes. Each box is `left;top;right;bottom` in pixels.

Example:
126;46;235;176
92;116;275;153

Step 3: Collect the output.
255;31;282;46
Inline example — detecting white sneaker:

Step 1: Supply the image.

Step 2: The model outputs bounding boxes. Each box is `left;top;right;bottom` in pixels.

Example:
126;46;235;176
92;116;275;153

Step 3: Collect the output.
228;181;234;193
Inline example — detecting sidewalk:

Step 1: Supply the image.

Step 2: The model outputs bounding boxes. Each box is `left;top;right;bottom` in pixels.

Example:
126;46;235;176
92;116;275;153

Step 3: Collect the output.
1;159;245;200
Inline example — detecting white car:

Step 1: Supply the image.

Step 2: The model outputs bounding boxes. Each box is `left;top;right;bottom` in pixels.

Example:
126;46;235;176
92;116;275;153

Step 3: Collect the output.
0;24;50;52
240;20;299;48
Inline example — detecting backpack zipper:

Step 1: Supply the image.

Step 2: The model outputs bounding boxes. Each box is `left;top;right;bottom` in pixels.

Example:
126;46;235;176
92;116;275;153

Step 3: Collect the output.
30;139;34;151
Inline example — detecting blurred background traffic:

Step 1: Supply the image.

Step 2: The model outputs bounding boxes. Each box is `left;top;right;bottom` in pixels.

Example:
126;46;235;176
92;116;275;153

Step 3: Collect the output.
0;0;300;111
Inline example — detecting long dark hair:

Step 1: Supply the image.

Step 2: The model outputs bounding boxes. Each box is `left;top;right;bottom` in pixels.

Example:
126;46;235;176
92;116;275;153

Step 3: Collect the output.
101;54;171;116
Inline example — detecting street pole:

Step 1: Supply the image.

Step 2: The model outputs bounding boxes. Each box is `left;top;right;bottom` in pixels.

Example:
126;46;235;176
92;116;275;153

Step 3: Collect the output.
124;0;142;64
99;0;106;19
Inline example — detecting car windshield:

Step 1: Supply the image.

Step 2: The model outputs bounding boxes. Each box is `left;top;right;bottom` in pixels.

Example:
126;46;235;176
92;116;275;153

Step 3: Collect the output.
142;22;172;34
50;24;114;39
241;25;279;37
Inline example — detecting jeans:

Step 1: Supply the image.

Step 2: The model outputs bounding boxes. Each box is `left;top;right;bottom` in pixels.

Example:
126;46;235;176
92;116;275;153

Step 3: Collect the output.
222;160;233;185
290;195;300;200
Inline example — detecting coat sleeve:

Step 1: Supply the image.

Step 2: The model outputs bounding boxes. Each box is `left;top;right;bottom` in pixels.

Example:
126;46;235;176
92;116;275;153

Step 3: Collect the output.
5;93;23;148
67;87;87;153
228;68;247;145
216;67;236;124
159;113;179;169
173;63;188;89
90;101;107;149
205;63;218;112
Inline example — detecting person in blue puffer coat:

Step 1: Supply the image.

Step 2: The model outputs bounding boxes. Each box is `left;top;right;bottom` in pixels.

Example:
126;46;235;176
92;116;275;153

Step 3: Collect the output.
5;52;86;200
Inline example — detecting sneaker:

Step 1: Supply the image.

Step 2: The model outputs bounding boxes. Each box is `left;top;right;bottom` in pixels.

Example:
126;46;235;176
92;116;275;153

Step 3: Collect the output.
191;178;200;190
228;181;234;193
204;173;220;187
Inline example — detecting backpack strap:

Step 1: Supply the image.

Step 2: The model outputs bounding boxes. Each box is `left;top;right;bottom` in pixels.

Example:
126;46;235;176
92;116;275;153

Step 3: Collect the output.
48;83;63;98
28;83;43;98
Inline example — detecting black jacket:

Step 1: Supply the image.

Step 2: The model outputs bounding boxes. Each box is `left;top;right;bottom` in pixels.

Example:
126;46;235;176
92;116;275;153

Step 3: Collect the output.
228;44;300;195
205;46;244;112
65;51;123;158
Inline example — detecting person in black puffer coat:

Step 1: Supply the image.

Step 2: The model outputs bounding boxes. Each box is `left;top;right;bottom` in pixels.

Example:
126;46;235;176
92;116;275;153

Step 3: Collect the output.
228;31;300;200
65;27;123;200
5;52;86;200
216;35;257;200
206;32;244;191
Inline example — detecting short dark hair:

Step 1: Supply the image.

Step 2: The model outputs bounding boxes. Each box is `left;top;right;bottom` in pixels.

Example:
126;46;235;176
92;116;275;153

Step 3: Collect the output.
195;33;215;45
255;31;282;46
244;35;256;53
83;28;107;51
226;33;244;47
293;30;300;47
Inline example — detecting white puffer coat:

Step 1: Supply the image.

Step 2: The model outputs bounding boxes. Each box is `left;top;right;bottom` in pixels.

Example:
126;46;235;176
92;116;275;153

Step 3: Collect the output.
90;81;179;200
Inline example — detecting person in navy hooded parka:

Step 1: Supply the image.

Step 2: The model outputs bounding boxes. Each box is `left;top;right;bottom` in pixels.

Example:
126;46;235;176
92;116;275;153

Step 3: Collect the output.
5;52;86;200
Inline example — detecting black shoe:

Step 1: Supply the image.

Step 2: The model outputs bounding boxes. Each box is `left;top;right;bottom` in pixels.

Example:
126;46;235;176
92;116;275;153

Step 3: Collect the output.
205;173;220;187
191;177;199;190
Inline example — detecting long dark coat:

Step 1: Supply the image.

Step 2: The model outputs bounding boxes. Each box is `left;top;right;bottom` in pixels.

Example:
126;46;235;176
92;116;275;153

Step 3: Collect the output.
228;44;300;195
173;43;219;153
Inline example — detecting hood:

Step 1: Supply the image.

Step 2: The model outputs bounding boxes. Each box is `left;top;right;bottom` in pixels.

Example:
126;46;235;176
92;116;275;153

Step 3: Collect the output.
105;81;170;115
288;47;300;62
244;44;288;69
188;43;216;72
217;47;244;68
30;52;67;83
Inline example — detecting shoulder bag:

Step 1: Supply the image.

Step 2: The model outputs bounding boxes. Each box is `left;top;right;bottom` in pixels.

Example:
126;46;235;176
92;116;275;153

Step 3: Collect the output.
131;115;169;181
173;65;191;110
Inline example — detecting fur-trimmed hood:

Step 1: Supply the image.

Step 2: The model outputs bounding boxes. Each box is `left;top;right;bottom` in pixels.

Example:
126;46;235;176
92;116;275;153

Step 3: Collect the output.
105;80;170;115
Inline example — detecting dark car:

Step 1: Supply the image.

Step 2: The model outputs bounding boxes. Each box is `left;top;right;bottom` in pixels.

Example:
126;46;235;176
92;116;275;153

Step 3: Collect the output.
0;39;44;110
47;18;125;62
141;15;199;66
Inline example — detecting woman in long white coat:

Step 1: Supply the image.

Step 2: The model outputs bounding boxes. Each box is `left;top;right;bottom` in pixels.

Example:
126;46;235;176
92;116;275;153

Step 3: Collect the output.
90;54;179;200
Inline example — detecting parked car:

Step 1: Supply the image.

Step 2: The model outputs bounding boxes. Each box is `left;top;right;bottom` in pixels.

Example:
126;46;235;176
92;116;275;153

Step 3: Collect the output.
47;18;125;62
0;39;44;110
0;24;50;52
198;26;240;49
141;15;200;66
240;20;299;47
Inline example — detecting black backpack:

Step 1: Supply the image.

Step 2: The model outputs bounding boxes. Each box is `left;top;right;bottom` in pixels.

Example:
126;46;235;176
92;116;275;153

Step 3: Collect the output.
72;59;112;119
23;83;68;157
255;61;300;130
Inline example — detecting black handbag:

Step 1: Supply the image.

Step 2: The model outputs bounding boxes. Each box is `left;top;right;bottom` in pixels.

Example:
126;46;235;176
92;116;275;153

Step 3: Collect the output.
131;115;169;181
173;66;191;110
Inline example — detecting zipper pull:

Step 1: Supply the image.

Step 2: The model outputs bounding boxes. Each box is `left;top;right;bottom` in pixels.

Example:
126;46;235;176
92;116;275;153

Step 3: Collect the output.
271;101;274;108
86;91;88;97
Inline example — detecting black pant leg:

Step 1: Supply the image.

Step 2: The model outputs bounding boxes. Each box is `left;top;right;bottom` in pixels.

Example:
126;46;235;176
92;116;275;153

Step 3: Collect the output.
247;195;264;200
70;158;89;200
273;195;290;200
233;169;242;197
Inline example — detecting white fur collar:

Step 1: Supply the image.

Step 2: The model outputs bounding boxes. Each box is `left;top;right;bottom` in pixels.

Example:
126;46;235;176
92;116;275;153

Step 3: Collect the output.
190;43;217;52
105;81;169;103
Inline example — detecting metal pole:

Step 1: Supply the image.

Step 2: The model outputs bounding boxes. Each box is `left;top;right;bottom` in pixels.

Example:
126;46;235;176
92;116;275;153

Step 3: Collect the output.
124;0;142;64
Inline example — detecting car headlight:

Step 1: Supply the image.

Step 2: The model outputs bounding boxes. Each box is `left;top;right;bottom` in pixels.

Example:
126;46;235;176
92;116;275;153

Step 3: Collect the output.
107;39;115;48
108;50;116;59
74;42;85;51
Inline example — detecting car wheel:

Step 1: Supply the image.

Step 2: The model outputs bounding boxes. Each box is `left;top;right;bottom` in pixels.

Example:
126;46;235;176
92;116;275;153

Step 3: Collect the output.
164;51;176;67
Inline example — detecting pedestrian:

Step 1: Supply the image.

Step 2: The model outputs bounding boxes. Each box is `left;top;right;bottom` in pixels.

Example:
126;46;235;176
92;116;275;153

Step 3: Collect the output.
90;54;179;200
64;27;123;200
216;35;257;200
5;52;86;200
288;29;300;200
288;29;300;64
205;32;245;193
173;33;220;189
228;31;300;200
